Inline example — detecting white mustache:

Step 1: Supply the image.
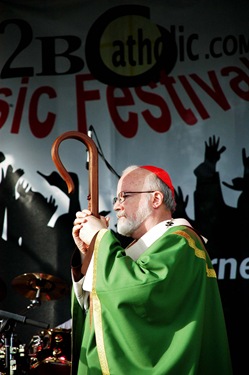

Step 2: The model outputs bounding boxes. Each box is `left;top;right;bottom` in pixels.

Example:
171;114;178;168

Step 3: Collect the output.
117;214;125;219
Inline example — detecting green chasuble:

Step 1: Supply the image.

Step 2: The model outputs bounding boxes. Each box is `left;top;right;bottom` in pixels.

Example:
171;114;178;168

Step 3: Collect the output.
71;225;233;375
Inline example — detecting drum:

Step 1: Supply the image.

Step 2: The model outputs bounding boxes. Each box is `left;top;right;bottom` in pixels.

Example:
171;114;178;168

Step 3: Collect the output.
28;328;71;375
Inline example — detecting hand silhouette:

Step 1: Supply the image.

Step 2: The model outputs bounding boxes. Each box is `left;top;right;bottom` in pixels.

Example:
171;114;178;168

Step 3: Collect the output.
174;186;189;218
242;148;249;176
204;135;226;166
0;151;6;164
0;165;24;197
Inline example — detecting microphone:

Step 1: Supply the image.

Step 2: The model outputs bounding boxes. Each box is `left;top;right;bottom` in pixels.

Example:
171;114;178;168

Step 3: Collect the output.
86;125;93;170
0;310;49;329
88;125;93;138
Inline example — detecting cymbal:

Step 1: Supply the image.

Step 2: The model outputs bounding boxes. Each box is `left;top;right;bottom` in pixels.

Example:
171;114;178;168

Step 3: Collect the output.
11;273;70;301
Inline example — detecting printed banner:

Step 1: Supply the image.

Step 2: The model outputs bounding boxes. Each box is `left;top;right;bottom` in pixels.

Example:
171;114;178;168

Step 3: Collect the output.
0;1;248;373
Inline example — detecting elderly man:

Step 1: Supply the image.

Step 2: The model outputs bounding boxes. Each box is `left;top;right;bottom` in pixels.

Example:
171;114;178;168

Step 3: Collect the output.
71;165;232;375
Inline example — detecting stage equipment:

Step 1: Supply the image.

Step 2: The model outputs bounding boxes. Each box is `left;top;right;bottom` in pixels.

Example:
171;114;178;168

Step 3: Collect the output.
28;328;71;374
0;311;49;375
11;273;69;305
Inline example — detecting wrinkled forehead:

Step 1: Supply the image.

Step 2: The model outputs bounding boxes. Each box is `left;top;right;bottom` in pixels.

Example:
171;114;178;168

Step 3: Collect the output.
117;168;150;192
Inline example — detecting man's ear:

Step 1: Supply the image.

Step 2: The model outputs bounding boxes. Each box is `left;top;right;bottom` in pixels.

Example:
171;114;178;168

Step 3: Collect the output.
152;191;164;208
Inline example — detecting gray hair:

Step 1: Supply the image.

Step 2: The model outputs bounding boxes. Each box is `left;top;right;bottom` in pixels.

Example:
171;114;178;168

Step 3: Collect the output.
122;165;176;213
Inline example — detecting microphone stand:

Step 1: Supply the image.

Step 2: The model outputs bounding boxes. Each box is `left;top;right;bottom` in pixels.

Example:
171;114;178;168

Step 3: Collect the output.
0;310;49;375
0;318;16;375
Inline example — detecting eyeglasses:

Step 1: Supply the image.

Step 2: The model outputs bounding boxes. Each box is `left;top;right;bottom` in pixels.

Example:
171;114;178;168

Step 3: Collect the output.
113;191;156;205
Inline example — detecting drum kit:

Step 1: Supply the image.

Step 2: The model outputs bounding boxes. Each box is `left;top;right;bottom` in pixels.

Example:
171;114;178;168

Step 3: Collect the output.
0;273;71;375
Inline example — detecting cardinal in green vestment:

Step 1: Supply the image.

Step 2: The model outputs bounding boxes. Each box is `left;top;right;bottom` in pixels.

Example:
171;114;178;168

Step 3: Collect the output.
71;165;233;375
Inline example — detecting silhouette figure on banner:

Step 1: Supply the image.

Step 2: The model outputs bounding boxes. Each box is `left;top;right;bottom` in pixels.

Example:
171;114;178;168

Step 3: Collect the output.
0;156;80;341
173;135;248;375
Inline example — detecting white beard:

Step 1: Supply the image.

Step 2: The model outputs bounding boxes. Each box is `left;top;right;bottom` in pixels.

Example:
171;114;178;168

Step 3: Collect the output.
117;202;152;237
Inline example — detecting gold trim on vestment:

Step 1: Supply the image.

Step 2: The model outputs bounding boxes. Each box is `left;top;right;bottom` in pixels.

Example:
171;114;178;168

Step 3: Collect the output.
92;229;110;375
174;230;217;278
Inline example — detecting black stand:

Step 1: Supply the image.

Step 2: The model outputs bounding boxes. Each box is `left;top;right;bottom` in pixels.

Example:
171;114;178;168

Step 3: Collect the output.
0;310;49;375
0;319;16;375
